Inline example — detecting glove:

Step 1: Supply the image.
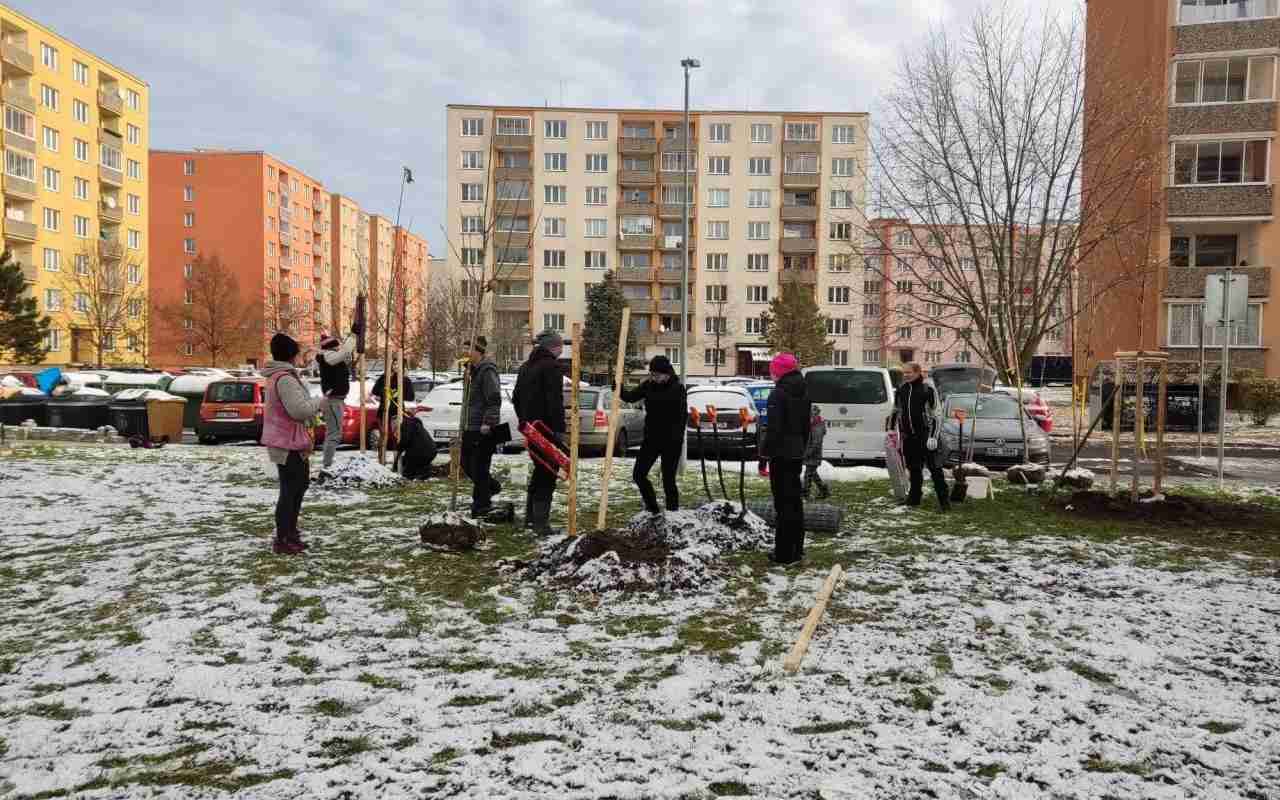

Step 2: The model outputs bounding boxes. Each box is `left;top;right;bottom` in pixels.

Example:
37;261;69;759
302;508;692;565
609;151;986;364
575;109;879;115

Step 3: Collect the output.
926;436;938;451
480;424;491;435
350;320;363;336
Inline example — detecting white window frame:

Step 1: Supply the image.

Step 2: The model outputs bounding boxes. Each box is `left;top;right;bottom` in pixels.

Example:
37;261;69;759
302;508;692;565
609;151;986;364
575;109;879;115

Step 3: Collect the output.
1170;137;1271;186
706;220;729;240
1166;300;1264;347
830;190;854;209
544;184;567;204
461;183;484;202
1172;55;1278;105
72;99;89;124
750;123;772;143
1177;0;1280;26
585;120;608;140
585;250;607;270
748;157;771;176
544;313;566;332
745;317;767;336
707;188;730;208
72;60;89;85
544;249;567;268
585;153;609;173
747;253;769;272
748;189;771;208
707;156;730;175
832;124;858;144
545;152;568;172
41;43;59;70
460;150;484;169
584;218;607;238
543;281;567;301
73;214;89;238
43;248;60;272
43;166;60;193
708;122;731;143
747;221;770;240
706;252;729;271
544;119;567;139
73;177;89;200
747;285;769;304
828;286;851;304
785;122;818;141
461;215;484;234
461;117;484;137
42;207;60;231
585;186;608;205
832;158;856;178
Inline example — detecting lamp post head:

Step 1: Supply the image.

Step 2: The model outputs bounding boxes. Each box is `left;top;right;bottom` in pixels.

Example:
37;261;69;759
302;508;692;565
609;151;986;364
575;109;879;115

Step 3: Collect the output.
681;58;701;69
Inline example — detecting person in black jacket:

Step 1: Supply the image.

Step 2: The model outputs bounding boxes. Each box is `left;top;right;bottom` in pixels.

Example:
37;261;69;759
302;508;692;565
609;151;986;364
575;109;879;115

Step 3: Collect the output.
619;355;687;514
371;368;415;423
762;352;811;564
462;337;503;516
512;330;566;535
893;362;950;511
315;323;360;470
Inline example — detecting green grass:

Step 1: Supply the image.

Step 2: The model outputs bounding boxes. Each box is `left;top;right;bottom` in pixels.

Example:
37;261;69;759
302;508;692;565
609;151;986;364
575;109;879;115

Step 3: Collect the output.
1067;661;1115;684
1083;756;1151;776
1201;721;1244;734
319;736;372;760
445;694;503;708
356;672;405;690
708;781;751;796
490;731;563;749
310;699;355;717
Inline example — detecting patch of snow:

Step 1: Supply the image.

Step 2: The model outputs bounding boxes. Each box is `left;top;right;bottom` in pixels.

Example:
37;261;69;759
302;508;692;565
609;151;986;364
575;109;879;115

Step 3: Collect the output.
314;455;402;489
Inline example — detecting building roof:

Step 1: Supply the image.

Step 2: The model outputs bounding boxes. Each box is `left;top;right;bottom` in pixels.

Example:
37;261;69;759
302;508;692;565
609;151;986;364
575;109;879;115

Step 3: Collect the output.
3;4;149;87
447;103;868;117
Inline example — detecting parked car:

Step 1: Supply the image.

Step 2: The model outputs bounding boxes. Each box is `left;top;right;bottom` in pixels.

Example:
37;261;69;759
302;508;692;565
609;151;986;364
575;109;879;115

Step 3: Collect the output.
196;379;265;444
940;392;1051;468
992;386;1054;433
686;385;758;457
414;383;525;452
307;378;401;451
929;364;998;401
742;381;774;427
803;367;896;462
563;386;644;455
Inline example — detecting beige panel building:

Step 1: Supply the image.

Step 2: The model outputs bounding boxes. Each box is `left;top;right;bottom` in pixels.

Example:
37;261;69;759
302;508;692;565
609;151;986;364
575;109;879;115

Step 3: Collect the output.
329;193;369;334
444;104;869;375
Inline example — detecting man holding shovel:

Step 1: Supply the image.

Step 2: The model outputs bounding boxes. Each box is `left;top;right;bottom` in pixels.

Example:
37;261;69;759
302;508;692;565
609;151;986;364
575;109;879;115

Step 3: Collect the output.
462;336;503;518
619;355;687;514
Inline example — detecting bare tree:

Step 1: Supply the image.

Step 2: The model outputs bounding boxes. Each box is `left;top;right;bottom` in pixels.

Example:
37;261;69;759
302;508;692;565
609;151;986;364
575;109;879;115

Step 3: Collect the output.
704;294;736;377
154;254;260;367
844;2;1164;384
58;245;148;368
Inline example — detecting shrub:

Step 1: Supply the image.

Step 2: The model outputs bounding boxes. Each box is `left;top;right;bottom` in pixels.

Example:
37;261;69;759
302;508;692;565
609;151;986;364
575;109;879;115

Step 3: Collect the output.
1242;374;1280;427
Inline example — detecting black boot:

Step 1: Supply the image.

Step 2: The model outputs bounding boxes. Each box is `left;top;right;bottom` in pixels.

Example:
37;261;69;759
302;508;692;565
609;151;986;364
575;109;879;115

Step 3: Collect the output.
531;499;562;537
523;492;535;530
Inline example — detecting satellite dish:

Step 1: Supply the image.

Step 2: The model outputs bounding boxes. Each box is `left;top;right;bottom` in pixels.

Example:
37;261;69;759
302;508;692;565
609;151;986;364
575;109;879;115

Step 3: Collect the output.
104;196;117;209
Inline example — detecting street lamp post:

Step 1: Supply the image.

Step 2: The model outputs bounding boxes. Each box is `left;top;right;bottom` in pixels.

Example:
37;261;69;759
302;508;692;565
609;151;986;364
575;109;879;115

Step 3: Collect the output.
680;58;699;385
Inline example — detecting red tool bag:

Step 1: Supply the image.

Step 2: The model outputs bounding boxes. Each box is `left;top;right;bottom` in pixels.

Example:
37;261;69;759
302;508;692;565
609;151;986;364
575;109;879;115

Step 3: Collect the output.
520;420;571;481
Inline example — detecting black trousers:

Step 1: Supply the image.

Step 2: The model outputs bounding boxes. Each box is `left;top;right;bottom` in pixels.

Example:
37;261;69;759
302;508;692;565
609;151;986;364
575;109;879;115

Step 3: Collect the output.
769;458;805;562
461;431;499;512
634;440;681;513
903;435;949;506
803;464;827;496
275;451;310;537
526;459;559;520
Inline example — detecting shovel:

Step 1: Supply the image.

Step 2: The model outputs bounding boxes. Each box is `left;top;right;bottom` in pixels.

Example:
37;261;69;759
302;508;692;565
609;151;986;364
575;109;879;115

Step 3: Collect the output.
707;404;731;501
950;409;969;503
689;407;714;503
737;407;751;525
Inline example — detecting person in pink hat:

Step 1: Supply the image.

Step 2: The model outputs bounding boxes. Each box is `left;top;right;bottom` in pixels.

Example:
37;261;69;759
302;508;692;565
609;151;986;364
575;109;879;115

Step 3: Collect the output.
761;352;812;565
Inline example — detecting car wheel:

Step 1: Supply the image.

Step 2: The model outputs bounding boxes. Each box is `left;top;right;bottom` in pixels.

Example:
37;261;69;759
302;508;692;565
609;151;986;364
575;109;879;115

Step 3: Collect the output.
198;435;218;445
616;429;629;454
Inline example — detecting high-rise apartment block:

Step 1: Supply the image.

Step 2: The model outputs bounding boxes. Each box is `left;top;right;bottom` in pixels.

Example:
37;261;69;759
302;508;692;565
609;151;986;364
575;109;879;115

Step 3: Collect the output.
445;104;869;374
329;193;369;335
2;6;149;365
1084;0;1279;377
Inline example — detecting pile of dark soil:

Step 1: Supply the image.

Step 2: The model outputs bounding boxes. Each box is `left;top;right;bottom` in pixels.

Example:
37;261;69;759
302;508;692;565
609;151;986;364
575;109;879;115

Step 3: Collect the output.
418;512;485;552
1052;490;1280;534
570;529;672;565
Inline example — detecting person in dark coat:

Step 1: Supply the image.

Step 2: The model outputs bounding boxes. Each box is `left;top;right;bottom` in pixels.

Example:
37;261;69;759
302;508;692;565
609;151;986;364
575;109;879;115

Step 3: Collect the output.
511;330;566;535
761;352;811;564
619;355;687;514
371;368;415;423
893;361;950;511
802;405;830;500
462;336;503;516
316;325;359;471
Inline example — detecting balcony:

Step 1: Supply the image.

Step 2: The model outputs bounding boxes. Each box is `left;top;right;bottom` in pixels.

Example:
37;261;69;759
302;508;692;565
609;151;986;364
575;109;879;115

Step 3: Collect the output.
617;267;654;283
617;234;655;250
1165;184;1274;218
659;203;695;220
781;205;819;222
99;165;124;187
98;88;123;116
100;127;123;149
3;131;35;155
619;136;658;154
782;139;820;156
780;268;819;285
659;299;694;314
494;294;530;312
1174;7;1280;54
2;85;34;114
1164;264;1271;299
501;264;532;280
651;331;694;346
660;136;697;157
1168;103;1276;137
780;237;818;254
626;298;657;314
658;268;695;283
617;201;656;216
312;242;324;256
493;230;532;248
99;238;124;261
618;169;657;186
493;197;531;216
3;174;37;200
0;42;34;75
659;235;695;252
495;165;533;182
782;172;821;189
3;218;37;242
493;133;533;150
99;200;123;224
18;256;36;283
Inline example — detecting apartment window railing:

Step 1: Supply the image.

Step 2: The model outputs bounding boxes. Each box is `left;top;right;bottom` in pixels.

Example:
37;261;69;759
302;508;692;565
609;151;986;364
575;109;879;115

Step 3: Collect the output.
1179;0;1279;24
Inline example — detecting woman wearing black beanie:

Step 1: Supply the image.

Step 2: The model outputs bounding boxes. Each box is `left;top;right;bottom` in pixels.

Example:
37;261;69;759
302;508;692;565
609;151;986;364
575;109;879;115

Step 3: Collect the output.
618;355;688;514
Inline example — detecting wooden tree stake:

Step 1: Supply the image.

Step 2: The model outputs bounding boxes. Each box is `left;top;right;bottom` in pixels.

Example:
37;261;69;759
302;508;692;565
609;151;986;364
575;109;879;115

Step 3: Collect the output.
567;323;582;537
783;564;844;674
1131;358;1144;502
358;354;367;454
1110;359;1123;493
596;307;631;530
1155;362;1168;494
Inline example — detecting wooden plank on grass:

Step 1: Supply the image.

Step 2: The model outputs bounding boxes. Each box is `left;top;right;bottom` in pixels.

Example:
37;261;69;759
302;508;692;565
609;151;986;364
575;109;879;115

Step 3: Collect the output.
783;564;844;674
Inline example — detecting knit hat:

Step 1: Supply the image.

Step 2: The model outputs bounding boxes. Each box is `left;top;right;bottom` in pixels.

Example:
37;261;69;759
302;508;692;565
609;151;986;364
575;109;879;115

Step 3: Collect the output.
536;329;563;349
319;334;339;350
270;332;300;362
648;355;675;376
769;352;798;381
466;335;488;354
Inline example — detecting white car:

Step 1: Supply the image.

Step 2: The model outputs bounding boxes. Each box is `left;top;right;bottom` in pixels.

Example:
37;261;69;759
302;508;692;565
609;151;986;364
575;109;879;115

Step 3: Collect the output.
803;367;896;462
414;383;525;452
686;384;759;457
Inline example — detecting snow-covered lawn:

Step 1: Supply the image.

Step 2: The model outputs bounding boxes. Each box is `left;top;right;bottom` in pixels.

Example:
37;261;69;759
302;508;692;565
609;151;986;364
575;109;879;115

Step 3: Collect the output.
2;443;1278;799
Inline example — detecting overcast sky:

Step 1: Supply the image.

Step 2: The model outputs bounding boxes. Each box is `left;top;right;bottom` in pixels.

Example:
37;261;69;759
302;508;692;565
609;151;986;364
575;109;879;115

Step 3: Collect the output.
21;0;1057;256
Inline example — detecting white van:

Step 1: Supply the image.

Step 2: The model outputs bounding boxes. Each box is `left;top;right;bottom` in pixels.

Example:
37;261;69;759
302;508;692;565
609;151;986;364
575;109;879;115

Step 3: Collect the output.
802;367;897;462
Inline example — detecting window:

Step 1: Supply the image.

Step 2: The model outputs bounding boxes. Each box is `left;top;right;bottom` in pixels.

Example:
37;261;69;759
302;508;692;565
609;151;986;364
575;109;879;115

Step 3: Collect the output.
460;150;484;169
545;184;567;204
544;281;567;300
3;107;33;140
785;153;819;174
40;84;59;110
75;254;89;274
128;264;141;285
461;183;484;202
183;159;196;175
748;221;770;240
545;119;567;139
748;157;771;176
926;280;944;295
128;229;141;249
748;189;771;208
661;186;692;206
585;186;608;205
43;248;60;272
1172;138;1269;184
863;280;881;295
959;257;977;271
6;150;35;181
126;89;141;110
747;285;769;304
704;348;727;366
183;211;195;227
927;302;945;317
661;152;693;173
832;125;857;144
544;313;566;332
43;166;60;192
126;124;141;146
829;254;852;273
751;123;772;143
585;251;607;270
184;238;196;254
545;152;568;171
461;117;484;136
72;59;90;85
75;292;90;312
72;99;89;124
71;214;89;237
70;177;88;200
832;158;856;178
664;347;682;366
461;247;483;266
585;121;608;140
41;42;60;71
828;318;851;336
1168;302;1262;347
863;303;881;317
830;190;854;209
620;215;653;236
894;230;912;246
926;326;943;340
1178;0;1280;25
745;316;767;336
709;123;731;142
706;220;729;240
706;252;728;271
708;156;730;175
828;286;851;304
956;351;972;364
830;222;852;240
37;126;58;155
585;153;609;172
863;349;882;365
785;122;818;141
747;253;769;272
896;280;914;294
127;159;141;179
1169;233;1239;267
585;218;607;237
707;188;730;207
43;207;60;231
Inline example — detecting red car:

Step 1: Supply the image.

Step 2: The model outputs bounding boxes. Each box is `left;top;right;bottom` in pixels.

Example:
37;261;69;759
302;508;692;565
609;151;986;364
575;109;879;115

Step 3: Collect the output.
995;387;1054;433
307;380;403;451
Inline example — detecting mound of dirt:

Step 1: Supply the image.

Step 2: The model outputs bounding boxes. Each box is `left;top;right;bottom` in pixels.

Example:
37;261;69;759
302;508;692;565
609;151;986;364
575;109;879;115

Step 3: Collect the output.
1052;490;1280;533
314;457;403;489
505;501;771;593
419;511;485;552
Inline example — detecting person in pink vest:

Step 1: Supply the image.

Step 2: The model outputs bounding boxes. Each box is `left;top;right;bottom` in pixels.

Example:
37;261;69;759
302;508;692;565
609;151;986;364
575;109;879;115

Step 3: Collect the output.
261;332;325;555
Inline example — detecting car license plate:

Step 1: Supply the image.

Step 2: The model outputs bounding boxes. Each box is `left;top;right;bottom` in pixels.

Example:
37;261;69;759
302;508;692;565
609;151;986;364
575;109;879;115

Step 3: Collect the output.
832;420;860;428
986;447;1015;456
217;410;239;419
434;429;455;440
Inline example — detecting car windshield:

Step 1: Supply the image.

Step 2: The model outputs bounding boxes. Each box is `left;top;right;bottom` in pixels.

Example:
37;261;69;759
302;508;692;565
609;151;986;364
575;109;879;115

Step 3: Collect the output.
564;389;601;410
805;371;887;404
748;386;772;401
689;390;748;410
426;386;465;404
932;366;998;397
946;394;1023;419
207;382;255;403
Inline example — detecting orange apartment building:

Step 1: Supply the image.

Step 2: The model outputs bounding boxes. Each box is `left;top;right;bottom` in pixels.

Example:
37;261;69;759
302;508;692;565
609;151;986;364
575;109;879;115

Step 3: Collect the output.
329;193;369;335
149;150;332;367
1083;0;1278;379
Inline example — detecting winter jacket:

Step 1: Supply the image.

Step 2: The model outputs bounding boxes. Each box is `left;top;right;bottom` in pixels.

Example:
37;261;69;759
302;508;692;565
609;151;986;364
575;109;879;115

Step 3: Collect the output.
894;378;939;441
620;378;688;446
260;361;324;465
803;415;826;467
317;335;356;398
466;358;502;432
372;372;415;420
763;370;812;461
512;346;566;434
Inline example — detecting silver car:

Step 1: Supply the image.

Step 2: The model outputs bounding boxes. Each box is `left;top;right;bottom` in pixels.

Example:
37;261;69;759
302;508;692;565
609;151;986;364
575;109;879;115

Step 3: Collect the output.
940;392;1050;468
564;387;645;455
